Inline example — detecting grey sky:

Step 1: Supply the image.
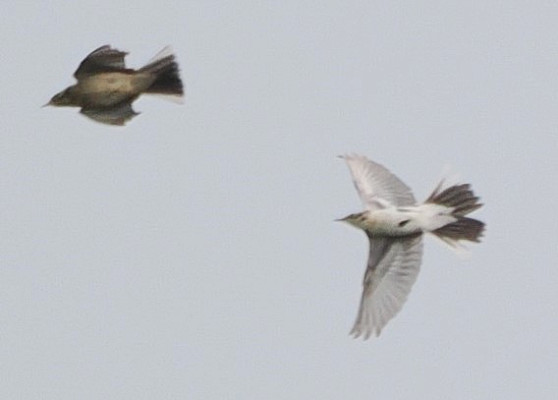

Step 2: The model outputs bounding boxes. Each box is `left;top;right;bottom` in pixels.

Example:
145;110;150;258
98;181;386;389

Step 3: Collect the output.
1;1;557;399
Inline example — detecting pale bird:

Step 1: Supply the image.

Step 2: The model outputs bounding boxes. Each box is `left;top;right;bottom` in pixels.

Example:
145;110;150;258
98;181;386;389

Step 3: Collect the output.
338;154;485;339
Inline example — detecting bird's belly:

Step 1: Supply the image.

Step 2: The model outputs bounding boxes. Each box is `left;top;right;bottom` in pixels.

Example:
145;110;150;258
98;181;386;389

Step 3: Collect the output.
78;73;143;107
364;209;422;237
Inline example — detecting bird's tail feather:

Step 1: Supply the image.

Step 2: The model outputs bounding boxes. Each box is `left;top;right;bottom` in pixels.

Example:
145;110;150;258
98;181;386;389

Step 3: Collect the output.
426;182;485;244
432;217;484;244
140;47;184;97
426;182;482;216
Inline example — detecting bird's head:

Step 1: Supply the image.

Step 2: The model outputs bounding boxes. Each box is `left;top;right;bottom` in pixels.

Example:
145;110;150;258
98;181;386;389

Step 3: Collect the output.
336;212;368;229
44;87;76;107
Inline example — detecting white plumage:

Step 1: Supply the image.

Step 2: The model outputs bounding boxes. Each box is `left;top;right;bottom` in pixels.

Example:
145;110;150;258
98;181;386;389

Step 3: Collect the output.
339;154;485;339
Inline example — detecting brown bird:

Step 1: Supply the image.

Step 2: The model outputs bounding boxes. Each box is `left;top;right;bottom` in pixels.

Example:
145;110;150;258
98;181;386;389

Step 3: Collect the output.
46;45;184;126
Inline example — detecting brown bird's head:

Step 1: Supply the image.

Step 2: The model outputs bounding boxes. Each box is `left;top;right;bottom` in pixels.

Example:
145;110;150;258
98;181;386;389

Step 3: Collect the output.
45;86;77;107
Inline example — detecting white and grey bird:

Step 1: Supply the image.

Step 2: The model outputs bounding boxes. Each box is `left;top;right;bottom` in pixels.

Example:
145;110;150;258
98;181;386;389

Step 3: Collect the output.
338;154;485;339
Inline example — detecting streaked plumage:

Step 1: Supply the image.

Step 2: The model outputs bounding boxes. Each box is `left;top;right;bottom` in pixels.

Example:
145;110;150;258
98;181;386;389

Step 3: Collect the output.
46;45;184;125
338;154;485;339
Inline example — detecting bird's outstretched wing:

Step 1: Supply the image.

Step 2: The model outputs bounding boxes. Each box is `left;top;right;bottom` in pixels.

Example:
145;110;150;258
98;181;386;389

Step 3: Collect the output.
341;154;416;210
80;103;138;126
74;45;129;79
350;234;423;339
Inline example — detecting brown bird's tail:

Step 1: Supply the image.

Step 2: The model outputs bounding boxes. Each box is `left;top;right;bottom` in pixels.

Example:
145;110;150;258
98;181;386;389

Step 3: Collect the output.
426;182;485;244
140;47;184;97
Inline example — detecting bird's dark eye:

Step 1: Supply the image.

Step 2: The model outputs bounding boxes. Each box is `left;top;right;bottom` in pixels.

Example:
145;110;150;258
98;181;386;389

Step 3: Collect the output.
398;220;410;227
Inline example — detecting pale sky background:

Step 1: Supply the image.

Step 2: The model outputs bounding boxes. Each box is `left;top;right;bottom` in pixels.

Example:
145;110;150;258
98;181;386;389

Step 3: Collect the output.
1;1;557;399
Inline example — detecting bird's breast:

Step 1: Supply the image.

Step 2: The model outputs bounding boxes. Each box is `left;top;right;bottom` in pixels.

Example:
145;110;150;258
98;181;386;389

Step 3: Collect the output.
362;209;423;237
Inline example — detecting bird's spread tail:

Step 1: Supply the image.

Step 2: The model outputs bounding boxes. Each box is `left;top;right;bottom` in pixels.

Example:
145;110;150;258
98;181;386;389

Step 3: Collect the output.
432;217;484;243
140;47;184;97
426;182;485;245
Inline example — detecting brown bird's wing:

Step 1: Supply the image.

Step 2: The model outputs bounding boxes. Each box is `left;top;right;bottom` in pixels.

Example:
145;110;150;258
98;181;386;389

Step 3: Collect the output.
350;234;423;339
74;45;129;79
80;103;139;126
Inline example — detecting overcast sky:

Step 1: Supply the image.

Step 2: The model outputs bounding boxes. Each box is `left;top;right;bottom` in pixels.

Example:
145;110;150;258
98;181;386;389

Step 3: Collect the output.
1;1;557;399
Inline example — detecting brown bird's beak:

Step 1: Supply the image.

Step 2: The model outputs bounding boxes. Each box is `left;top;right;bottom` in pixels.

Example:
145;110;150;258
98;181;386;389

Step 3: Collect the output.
42;101;52;108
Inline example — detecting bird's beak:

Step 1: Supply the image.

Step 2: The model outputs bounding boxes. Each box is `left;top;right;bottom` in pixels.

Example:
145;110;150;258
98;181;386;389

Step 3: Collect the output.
42;101;52;108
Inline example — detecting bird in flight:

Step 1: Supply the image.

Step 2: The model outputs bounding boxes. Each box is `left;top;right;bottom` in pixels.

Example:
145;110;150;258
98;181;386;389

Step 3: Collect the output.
338;154;485;339
45;45;184;125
